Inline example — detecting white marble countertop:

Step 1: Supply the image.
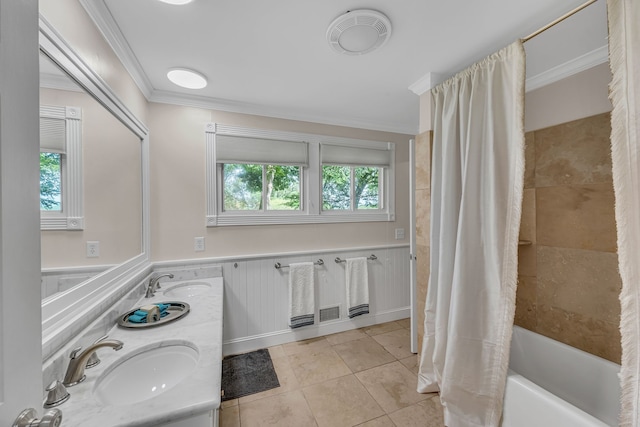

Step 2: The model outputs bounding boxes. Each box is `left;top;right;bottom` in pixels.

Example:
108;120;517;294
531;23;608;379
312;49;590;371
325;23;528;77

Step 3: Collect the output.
58;277;224;427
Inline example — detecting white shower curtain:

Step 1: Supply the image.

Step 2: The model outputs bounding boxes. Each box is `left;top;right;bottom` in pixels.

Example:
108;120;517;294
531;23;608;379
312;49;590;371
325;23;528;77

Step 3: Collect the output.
607;1;640;426
417;41;525;427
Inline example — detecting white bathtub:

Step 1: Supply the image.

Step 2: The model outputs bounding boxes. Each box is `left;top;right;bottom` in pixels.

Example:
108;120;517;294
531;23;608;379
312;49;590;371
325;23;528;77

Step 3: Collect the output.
501;326;620;427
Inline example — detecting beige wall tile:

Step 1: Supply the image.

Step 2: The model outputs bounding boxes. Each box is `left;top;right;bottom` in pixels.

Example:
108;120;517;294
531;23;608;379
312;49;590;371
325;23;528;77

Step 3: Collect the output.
536;304;621;363
416;189;431;246
536;184;616;252
519;189;536;243
517;243;537;277
524;131;535;189
416;131;431;190
514;276;537;331
537;246;621;324
534;113;612;187
417;243;430;354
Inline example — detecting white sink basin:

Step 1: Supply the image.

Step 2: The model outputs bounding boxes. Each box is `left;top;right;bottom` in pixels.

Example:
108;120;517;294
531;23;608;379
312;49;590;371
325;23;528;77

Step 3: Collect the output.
163;281;212;298
93;343;199;406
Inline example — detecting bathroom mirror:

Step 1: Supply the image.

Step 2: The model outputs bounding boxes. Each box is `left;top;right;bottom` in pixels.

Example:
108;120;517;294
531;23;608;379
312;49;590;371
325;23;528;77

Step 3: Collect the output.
39;17;150;359
40;52;143;299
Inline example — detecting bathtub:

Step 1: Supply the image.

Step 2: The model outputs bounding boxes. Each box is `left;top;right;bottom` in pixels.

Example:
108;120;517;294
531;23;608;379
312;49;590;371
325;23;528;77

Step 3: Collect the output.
501;326;620;427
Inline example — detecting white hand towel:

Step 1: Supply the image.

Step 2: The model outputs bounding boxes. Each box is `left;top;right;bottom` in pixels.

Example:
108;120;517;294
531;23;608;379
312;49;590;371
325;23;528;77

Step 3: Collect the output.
346;257;369;318
288;262;315;328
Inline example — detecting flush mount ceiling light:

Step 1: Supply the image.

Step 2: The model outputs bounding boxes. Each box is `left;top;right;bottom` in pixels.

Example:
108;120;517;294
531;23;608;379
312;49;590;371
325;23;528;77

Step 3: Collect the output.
326;9;392;55
167;68;207;89
157;0;194;4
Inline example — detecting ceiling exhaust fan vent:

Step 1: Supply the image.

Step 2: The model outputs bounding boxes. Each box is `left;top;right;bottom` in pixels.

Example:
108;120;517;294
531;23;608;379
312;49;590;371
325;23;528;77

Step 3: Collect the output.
326;9;392;56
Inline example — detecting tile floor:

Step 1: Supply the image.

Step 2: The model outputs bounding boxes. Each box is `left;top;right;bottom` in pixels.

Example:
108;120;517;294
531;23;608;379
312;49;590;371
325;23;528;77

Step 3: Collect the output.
219;319;445;427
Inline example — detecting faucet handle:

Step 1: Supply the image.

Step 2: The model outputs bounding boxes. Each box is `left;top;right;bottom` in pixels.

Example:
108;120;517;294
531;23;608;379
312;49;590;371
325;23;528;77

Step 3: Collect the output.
43;380;70;408
69;346;82;360
86;335;109;369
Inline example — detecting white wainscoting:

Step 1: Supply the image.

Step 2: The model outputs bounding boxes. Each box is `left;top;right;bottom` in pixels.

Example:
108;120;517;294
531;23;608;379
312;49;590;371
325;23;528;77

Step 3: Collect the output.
220;245;410;356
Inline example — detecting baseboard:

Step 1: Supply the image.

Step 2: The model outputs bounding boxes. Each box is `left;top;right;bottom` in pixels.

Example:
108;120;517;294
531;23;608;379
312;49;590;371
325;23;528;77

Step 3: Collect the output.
222;307;410;356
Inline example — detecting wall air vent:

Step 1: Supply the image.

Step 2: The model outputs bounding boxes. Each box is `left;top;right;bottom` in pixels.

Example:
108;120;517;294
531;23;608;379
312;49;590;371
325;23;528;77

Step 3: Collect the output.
319;306;340;322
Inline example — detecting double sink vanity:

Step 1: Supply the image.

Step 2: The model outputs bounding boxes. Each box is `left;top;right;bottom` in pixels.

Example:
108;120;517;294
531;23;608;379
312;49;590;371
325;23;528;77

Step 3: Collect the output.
50;275;224;427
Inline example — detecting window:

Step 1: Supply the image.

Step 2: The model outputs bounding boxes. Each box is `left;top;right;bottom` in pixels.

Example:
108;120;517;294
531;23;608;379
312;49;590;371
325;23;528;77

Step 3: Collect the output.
40;105;83;230
205;123;395;226
222;164;301;211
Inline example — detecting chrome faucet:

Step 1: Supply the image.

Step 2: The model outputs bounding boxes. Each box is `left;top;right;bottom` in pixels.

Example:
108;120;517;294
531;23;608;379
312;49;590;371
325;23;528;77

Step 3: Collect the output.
63;338;123;386
145;273;174;298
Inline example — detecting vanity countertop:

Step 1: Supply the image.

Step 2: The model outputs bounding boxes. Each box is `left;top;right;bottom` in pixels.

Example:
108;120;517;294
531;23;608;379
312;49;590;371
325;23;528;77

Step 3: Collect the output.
58;277;223;427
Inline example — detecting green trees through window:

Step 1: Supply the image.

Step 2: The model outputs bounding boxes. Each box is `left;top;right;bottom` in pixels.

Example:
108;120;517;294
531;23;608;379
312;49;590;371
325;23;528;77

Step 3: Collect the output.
223;164;301;211
322;165;380;210
40;152;61;211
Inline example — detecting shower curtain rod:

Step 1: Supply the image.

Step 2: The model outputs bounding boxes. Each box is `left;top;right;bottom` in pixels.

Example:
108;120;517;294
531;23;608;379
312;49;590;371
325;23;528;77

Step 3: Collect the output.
522;0;598;42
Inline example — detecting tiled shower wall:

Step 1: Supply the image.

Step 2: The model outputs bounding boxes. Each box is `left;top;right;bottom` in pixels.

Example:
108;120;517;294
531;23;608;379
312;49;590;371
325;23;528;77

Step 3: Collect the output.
515;112;622;363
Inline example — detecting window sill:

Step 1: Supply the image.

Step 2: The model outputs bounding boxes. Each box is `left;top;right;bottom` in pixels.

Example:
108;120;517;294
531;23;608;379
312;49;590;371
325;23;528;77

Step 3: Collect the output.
206;212;394;227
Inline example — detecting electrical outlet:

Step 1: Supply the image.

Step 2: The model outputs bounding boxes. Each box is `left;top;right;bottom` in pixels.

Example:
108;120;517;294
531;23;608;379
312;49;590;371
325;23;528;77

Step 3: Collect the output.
194;237;205;252
86;241;100;258
395;228;405;240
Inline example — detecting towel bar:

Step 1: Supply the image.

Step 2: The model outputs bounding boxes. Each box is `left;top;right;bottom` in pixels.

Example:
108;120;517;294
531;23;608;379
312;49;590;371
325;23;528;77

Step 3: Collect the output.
274;259;324;269
334;254;377;264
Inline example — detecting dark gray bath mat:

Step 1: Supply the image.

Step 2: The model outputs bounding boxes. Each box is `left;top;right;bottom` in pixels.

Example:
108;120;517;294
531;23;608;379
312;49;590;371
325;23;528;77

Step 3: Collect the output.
221;348;280;401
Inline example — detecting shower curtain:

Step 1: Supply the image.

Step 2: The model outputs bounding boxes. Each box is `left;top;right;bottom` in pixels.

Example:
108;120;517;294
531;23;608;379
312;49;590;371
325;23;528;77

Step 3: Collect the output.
607;1;640;426
417;41;525;427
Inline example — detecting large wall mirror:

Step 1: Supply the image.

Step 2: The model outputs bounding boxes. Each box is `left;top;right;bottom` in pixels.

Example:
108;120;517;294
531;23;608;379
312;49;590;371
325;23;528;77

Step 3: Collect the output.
39;17;150;359
40;52;143;298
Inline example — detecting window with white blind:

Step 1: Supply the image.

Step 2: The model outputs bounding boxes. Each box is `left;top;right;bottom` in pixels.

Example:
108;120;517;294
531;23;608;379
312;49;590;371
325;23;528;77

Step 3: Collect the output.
205;123;395;226
40;105;84;230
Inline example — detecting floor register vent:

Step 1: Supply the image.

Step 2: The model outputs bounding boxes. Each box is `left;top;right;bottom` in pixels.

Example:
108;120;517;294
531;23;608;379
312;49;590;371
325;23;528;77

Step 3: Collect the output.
319;306;340;322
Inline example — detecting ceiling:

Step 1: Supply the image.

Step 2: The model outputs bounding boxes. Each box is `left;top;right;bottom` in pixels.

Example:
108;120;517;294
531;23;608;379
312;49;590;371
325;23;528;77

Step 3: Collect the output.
78;0;608;135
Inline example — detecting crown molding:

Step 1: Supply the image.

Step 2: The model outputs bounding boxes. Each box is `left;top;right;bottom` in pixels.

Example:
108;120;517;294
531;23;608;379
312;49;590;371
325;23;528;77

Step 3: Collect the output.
150;90;417;135
408;72;444;96
79;0;153;99
525;45;608;92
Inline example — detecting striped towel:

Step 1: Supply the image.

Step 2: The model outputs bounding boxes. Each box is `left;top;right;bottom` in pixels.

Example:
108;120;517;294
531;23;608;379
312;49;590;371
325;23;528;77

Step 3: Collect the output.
288;262;315;328
346;257;369;318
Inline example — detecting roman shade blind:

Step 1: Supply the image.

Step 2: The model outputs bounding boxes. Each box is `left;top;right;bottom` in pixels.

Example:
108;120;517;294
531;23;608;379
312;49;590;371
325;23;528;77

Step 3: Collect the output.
321;143;391;167
40;117;66;153
216;135;308;166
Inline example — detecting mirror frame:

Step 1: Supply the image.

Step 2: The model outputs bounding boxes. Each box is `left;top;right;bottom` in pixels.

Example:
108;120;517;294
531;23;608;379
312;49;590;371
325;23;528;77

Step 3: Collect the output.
39;16;150;357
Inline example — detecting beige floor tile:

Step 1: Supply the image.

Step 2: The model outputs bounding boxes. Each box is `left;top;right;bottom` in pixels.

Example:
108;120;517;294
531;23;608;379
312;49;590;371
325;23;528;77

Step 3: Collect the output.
239;390;317;426
355;415;396;426
239;353;300;403
221;398;238;408
399;355;419;375
396;318;411;329
289;346;352;386
372;328;413;360
388;395;444;427
268;344;286;360
303;374;385;427
282;336;330;356
219;404;240;427
363;321;403;336
333;336;396;372
326;328;368;346
356;361;428;413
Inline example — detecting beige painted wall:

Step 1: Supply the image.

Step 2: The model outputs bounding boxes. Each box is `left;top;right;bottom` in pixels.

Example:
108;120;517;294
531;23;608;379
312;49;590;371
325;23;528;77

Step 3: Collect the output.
39;0;148;123
40;88;142;268
525;62;611;132
148;102;412;261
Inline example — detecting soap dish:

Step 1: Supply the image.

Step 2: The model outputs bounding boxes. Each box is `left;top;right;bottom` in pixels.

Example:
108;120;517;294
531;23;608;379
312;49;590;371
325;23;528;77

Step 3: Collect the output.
117;301;190;329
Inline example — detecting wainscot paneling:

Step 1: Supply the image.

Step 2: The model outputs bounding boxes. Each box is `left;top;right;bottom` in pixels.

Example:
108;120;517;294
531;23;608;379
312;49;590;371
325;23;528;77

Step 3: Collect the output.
220;245;410;356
